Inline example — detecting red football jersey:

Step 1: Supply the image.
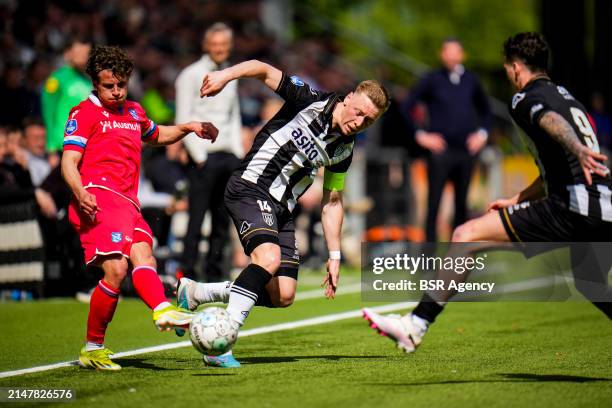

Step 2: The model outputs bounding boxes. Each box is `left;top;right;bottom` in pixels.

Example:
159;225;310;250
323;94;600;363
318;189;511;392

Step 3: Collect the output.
63;93;159;208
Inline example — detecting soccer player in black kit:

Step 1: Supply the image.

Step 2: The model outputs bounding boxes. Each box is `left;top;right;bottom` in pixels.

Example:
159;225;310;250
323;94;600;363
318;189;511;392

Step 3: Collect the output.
175;59;390;366
364;32;612;354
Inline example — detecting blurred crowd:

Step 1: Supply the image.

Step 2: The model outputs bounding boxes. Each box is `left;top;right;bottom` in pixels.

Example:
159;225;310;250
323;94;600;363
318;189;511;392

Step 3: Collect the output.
0;0;362;298
2;0;612;299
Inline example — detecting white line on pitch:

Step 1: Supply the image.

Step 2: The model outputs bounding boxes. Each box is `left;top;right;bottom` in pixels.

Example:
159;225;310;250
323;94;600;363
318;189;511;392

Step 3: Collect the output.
0;275;564;379
0;302;416;379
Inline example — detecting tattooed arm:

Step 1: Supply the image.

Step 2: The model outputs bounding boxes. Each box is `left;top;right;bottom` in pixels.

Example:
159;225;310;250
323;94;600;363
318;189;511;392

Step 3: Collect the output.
538;111;609;185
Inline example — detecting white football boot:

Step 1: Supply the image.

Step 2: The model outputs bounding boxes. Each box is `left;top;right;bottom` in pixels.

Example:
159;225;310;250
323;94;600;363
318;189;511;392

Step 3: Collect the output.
362;308;427;353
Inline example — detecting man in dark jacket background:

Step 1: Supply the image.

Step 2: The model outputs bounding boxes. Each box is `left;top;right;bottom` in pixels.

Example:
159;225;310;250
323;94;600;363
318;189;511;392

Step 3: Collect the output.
404;38;492;242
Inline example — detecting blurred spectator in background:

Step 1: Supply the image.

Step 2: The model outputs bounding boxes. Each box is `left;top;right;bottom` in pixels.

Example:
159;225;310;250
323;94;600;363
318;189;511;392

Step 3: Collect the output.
22;119;52;186
0;128;44;298
0;64;39;127
590;93;612;158
0;127;56;217
242;97;284;152
403;38;491;241
41;37;91;156
140;143;189;250
1;128;34;203
175;23;243;282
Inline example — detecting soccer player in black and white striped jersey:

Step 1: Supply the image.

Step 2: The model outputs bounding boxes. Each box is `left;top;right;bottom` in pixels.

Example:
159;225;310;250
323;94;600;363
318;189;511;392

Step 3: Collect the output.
176;59;389;367
364;32;612;354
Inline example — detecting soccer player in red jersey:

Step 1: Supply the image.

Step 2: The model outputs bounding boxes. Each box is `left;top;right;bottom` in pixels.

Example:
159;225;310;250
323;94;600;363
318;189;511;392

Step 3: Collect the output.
61;45;218;371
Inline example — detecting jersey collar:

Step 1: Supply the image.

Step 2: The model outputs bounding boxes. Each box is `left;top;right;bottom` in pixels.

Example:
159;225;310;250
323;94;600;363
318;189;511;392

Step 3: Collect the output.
324;93;343;125
521;74;551;91
88;92;125;114
88;92;102;107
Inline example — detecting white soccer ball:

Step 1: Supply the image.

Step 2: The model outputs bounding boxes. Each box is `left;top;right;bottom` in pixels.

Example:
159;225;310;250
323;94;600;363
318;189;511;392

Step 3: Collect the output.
189;307;238;356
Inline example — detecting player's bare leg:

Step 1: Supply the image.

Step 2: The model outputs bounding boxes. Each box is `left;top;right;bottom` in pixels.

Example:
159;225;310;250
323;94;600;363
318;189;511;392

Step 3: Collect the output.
129;242;194;332
364;210;511;353
79;255;127;371
179;274;297;309
263;276;297;307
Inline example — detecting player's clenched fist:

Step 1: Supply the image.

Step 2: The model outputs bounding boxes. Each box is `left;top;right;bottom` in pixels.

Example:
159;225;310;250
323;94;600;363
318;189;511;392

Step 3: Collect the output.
200;71;230;98
77;189;98;219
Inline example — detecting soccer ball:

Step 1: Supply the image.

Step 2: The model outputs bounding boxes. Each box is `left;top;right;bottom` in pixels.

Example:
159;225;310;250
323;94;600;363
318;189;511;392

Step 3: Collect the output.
189;307;238;356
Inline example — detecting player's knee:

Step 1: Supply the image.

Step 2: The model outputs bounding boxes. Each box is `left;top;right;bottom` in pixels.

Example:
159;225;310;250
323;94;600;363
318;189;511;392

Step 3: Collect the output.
273;292;295;308
136;254;156;269
251;244;281;274
451;222;476;243
130;243;155;268
103;257;129;284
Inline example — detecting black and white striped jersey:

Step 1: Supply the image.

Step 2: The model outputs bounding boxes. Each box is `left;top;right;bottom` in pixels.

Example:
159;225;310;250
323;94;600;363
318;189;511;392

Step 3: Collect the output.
238;73;354;212
510;77;612;220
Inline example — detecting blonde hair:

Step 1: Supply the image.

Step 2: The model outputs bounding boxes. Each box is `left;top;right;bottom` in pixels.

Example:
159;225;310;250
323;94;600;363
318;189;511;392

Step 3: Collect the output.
355;80;390;113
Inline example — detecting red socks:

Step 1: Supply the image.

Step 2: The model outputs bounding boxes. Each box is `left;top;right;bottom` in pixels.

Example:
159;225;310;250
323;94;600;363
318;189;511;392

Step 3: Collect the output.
132;265;167;310
86;280;120;344
86;266;167;344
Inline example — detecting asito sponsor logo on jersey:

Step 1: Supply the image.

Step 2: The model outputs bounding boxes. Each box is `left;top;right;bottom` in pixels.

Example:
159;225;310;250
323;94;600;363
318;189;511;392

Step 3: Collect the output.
290;127;319;161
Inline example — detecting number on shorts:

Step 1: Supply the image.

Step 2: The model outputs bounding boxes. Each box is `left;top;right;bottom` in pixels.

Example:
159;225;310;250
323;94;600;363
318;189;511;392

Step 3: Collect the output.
257;200;271;212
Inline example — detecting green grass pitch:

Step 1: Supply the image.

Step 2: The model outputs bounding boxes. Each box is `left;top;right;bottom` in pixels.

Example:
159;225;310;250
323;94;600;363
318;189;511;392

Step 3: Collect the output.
0;277;610;407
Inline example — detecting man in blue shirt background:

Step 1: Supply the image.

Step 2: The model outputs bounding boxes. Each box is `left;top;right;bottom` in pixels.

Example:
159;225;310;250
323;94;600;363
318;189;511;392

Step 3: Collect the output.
403;38;492;242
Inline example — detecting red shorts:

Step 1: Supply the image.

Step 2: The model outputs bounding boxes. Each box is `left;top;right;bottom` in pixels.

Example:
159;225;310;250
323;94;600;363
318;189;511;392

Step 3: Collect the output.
68;188;153;265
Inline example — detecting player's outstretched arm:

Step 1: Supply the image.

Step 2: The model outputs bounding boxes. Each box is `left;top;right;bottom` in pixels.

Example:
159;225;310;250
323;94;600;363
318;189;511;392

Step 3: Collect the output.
154;121;219;146
61;150;98;218
539;111;609;185
321;189;344;299
200;60;282;98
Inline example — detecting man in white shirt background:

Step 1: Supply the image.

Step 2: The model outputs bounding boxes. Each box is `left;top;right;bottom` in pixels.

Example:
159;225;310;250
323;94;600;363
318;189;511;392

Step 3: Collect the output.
175;23;243;282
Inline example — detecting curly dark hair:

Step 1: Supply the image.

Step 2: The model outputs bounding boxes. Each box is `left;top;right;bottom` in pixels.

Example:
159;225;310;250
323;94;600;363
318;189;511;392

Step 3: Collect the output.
503;32;549;73
85;45;134;82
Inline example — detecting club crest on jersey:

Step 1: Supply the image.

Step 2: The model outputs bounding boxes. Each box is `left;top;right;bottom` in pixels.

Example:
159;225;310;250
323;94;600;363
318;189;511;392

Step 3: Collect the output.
65;119;78;135
262;213;274;226
511;92;525;109
128;108;140;120
290;76;305;87
557;86;575;100
334;144;347;158
111;232;123;243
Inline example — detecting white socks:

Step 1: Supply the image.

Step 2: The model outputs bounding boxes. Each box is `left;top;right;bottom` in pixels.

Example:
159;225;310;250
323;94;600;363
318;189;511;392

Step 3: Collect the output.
225;291;255;326
153;301;172;312
402;313;429;337
194;281;231;304
85;342;104;351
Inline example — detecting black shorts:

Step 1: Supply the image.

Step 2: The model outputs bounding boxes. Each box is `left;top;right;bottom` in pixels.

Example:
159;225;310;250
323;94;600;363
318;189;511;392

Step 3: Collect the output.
224;176;300;279
499;197;612;242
